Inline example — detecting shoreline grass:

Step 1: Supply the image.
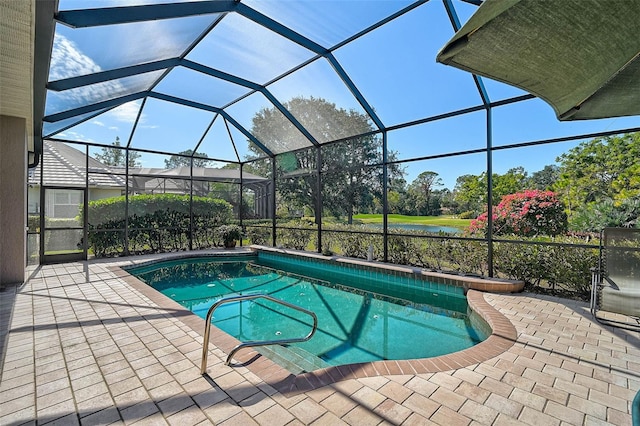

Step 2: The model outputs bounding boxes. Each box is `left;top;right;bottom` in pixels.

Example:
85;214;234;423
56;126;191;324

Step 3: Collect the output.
353;214;471;229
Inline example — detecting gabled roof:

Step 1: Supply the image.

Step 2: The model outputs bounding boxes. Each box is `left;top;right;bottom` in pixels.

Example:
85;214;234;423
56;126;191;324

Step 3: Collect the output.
29;141;126;188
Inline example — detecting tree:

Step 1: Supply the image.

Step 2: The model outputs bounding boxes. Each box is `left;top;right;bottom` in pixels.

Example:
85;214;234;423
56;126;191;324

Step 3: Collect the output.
570;197;640;231
248;96;404;223
453;168;529;215
322;138;399;223
407;171;443;216
386;175;408;214
438;188;457;214
164;149;211;168
493;167;528;203
528;165;560;190
453;174;485;215
555;132;640;211
94;137;140;167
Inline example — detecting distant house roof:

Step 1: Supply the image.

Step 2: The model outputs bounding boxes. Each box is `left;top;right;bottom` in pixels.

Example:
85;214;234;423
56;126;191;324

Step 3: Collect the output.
30;141;268;191
124;167;269;194
126;166;268;184
29;141;126;188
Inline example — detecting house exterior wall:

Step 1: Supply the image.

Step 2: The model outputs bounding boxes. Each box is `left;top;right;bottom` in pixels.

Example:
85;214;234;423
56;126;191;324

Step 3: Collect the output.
90;188;122;201
27;187;122;218
0;116;27;285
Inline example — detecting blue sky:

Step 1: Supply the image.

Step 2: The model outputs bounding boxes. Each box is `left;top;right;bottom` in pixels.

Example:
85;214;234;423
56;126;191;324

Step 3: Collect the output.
49;0;640;190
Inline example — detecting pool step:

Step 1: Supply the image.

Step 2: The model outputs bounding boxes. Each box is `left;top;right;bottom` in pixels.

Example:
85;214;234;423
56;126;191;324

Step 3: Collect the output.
256;345;332;374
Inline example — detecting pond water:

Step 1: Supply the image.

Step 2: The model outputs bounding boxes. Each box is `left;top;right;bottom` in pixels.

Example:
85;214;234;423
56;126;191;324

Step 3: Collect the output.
366;223;461;234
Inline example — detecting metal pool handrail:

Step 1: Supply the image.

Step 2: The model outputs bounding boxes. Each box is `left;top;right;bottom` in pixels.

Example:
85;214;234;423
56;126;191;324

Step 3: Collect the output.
200;293;318;374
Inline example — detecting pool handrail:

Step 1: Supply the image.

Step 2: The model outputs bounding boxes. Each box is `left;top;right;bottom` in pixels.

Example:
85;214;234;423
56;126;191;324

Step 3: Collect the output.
200;293;318;374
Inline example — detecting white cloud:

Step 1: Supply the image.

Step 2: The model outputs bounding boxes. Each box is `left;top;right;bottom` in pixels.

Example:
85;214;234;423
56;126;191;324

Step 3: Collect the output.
47;34;132;117
47;18;207;135
50;34;101;80
110;101;143;124
57;129;96;143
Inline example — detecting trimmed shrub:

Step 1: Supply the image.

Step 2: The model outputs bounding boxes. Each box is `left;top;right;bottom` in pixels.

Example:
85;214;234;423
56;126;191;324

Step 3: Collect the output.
245;226;271;245
339;231;372;258
276;219;316;250
441;238;488;275
85;194;233;256
494;240;550;286
84;194;232;224
89;228;125;257
546;242;598;298
322;224;381;259
395;234;487;275
387;235;418;265
493;236;598;298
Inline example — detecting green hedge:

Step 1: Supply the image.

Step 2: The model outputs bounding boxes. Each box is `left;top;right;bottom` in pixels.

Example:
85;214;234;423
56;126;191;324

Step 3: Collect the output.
84;194;232;224
83;195;599;300
322;225;382;259
494;237;598;298
85;194;233;257
275;224;597;300
245;225;271;245
275;219;317;250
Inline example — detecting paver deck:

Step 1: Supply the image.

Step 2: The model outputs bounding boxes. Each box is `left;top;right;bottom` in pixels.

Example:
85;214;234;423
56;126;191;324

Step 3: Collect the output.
1;252;638;425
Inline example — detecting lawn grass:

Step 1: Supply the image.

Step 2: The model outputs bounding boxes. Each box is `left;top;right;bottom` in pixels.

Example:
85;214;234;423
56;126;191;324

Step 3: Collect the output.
44;249;83;255
353;213;471;228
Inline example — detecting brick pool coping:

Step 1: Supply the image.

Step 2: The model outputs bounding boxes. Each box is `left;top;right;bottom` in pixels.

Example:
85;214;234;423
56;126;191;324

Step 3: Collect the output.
113;249;518;396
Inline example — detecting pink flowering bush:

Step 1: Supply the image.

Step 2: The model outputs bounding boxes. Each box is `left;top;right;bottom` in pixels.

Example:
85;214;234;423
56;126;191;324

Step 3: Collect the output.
469;190;567;237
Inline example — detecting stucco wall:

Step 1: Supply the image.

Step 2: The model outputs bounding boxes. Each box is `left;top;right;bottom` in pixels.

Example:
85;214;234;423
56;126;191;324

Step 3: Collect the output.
1;116;27;285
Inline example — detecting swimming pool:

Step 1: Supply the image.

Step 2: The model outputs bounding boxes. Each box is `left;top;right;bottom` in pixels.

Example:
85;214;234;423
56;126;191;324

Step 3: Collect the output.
127;251;490;371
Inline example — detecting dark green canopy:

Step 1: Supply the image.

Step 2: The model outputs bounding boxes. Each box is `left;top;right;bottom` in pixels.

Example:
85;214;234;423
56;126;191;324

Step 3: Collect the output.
437;0;640;121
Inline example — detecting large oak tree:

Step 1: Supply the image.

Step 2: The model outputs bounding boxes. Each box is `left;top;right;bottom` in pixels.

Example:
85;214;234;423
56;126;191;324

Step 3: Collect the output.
246;96;403;223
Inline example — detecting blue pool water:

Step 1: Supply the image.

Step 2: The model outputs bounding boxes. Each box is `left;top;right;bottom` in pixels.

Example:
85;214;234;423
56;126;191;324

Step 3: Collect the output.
127;254;487;367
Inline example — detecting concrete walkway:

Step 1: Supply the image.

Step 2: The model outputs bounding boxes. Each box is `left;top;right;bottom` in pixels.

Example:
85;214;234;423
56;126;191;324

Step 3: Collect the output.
1;257;638;425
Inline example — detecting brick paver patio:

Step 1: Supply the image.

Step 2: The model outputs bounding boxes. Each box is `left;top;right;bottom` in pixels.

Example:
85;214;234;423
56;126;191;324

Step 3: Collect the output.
1;253;638;425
